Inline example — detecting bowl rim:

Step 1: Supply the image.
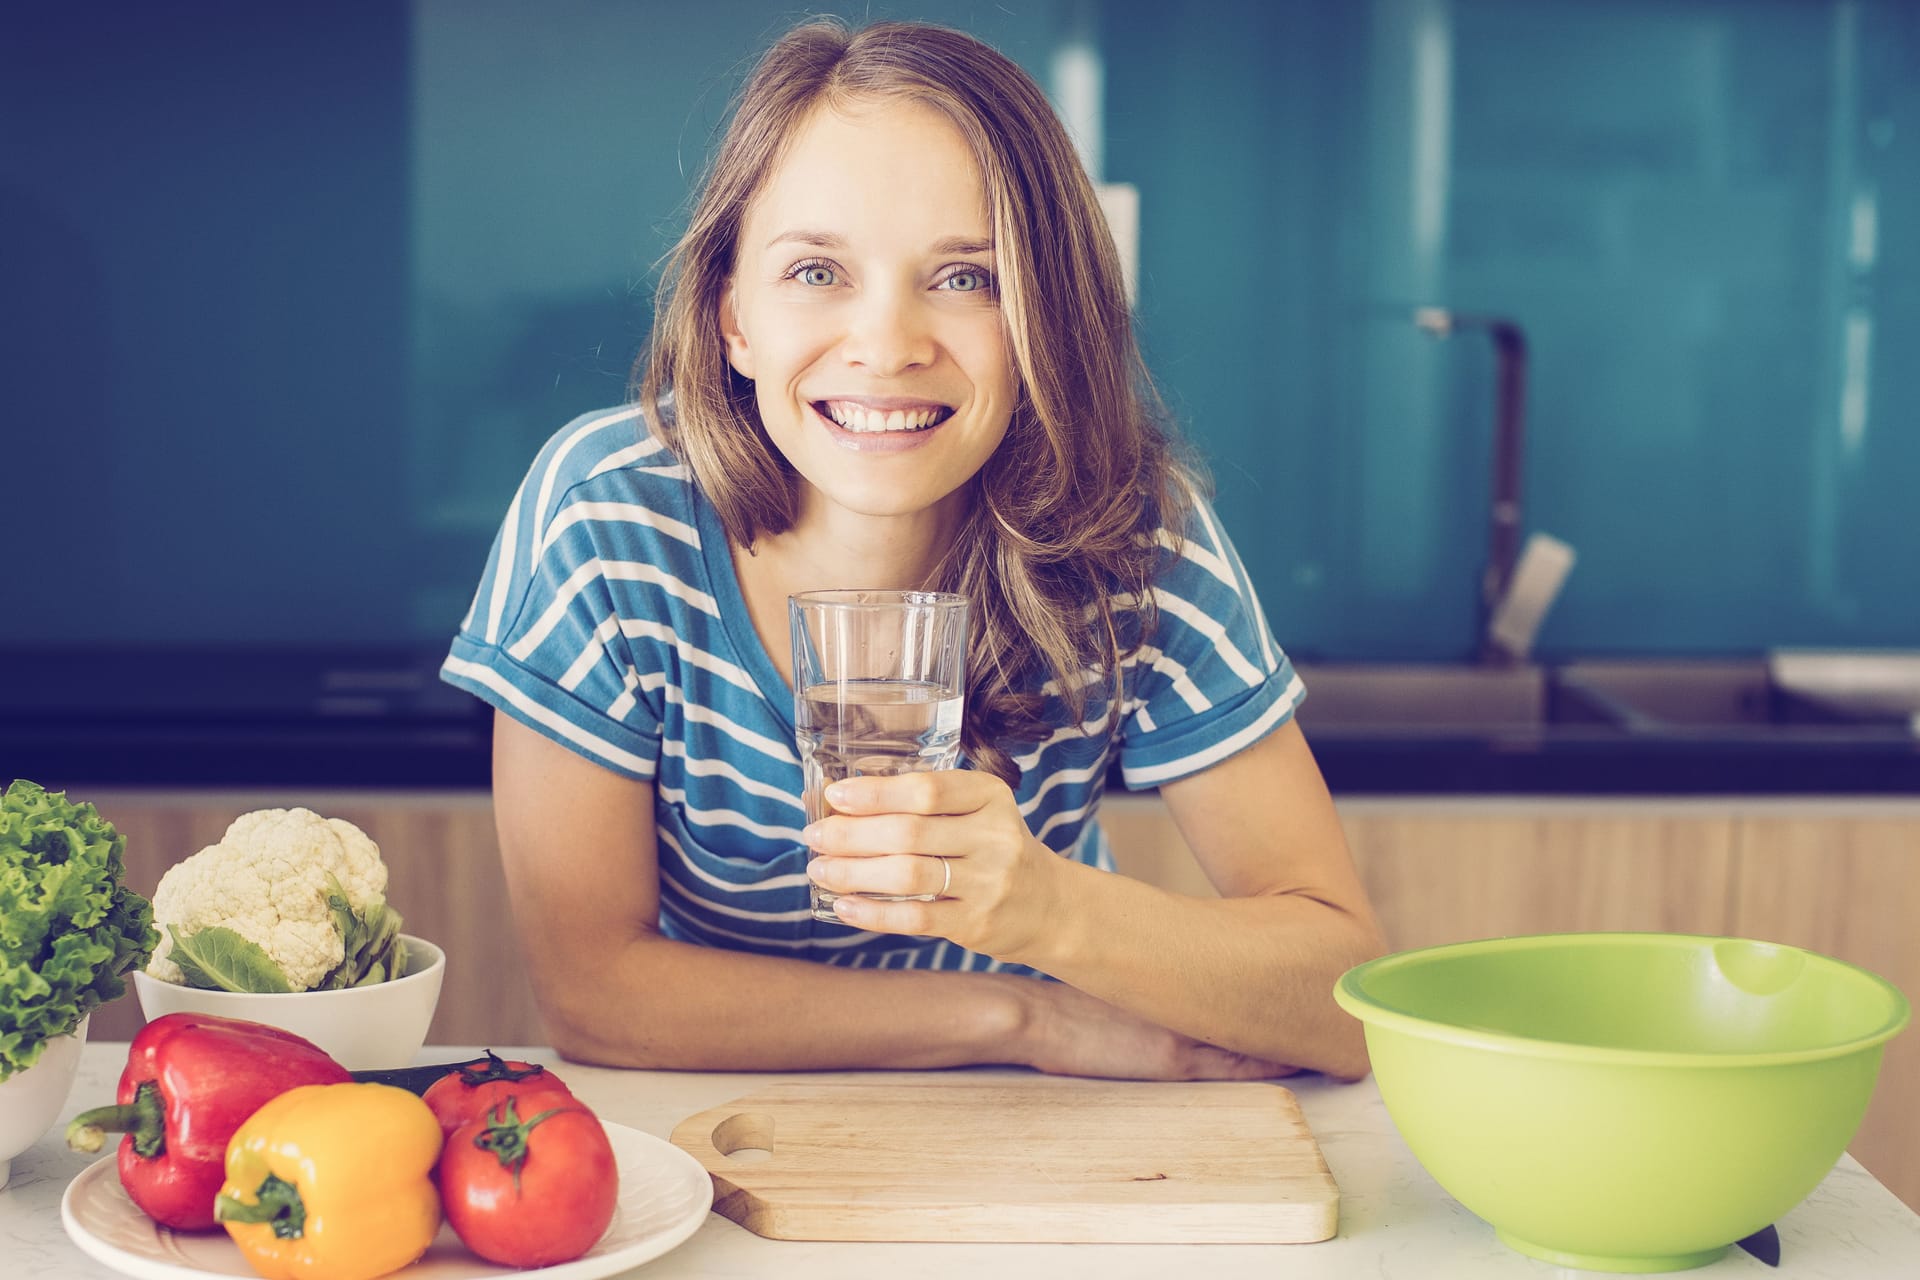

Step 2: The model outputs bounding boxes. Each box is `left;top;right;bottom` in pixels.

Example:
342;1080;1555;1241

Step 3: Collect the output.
133;933;443;1001
1335;931;1912;1068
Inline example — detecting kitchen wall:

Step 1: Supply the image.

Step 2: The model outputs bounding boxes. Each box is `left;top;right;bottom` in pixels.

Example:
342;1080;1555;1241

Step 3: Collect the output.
3;0;1913;664
0;0;1071;652
1102;0;1919;661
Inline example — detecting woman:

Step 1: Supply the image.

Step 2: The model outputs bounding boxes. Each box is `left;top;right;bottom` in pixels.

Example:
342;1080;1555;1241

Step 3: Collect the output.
442;18;1386;1080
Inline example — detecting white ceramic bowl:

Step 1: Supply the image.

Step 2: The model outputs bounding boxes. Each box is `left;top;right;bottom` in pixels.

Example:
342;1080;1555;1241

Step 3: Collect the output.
132;934;444;1071
0;1015;89;1190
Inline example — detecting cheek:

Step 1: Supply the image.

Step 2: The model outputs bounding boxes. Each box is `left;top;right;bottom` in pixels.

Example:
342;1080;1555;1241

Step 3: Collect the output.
753;316;836;389
950;324;1019;403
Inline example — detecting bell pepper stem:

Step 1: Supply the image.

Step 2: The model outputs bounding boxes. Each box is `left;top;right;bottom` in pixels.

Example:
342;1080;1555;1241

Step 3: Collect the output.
215;1173;308;1240
67;1081;167;1158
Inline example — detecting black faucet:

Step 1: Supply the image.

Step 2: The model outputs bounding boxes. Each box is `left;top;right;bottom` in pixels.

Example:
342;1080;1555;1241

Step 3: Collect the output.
1415;307;1531;664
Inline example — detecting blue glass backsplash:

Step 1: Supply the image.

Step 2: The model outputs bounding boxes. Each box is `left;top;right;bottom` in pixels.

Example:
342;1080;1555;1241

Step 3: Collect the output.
1104;0;1919;660
3;0;1912;663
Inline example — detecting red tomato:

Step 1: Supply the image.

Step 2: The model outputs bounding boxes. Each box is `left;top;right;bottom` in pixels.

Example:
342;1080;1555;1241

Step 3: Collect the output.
439;1098;619;1268
421;1053;578;1139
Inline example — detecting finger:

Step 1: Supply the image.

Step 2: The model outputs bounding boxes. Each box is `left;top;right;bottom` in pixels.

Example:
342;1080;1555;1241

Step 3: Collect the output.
823;768;1002;816
1186;1045;1301;1080
810;853;951;900
802;811;979;859
831;891;956;938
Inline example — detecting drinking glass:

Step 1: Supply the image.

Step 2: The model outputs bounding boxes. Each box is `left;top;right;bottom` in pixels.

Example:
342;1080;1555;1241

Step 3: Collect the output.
790;590;968;923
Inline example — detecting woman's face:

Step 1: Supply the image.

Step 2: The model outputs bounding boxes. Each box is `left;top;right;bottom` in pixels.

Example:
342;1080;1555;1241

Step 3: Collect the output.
720;96;1017;530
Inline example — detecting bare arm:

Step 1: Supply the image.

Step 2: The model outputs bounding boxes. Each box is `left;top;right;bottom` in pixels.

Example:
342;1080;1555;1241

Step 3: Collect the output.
1036;720;1387;1077
491;711;1023;1070
812;719;1388;1079
491;711;1295;1079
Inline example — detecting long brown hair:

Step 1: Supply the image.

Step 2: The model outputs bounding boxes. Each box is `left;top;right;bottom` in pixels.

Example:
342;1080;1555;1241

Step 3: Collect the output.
638;18;1197;784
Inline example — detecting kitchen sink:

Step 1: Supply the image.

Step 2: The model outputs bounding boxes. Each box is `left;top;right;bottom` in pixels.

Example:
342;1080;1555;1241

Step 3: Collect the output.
1291;663;1551;735
1291;657;1920;741
1555;656;1920;739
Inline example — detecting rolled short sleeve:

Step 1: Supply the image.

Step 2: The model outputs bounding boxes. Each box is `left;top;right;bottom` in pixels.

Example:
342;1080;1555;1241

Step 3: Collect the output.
440;407;667;780
1115;498;1306;789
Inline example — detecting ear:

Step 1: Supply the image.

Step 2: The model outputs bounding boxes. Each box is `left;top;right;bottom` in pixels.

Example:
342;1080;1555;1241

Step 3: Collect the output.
718;286;755;380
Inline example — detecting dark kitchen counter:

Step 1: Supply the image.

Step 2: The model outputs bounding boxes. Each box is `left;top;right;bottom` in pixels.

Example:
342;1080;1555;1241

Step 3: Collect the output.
3;649;1918;794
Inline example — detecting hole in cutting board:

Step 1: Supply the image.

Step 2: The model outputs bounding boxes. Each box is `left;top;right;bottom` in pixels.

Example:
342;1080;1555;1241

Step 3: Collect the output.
712;1111;775;1163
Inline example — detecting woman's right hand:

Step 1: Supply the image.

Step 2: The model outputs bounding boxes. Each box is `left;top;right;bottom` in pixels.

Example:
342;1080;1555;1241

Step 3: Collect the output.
1014;979;1300;1081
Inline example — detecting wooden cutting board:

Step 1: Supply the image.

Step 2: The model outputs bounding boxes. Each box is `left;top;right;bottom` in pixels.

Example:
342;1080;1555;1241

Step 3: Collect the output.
667;1076;1338;1243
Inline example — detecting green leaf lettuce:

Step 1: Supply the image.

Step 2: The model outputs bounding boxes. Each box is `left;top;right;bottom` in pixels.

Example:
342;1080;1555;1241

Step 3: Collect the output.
0;779;158;1081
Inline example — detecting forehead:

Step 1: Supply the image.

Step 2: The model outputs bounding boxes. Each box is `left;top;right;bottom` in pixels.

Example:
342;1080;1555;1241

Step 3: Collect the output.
746;96;991;246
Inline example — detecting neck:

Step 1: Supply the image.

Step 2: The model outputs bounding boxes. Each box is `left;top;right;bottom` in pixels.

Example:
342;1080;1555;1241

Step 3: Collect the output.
728;490;973;693
755;488;968;593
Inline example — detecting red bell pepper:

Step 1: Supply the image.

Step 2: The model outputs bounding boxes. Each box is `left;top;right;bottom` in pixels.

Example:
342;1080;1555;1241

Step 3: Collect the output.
65;1012;352;1231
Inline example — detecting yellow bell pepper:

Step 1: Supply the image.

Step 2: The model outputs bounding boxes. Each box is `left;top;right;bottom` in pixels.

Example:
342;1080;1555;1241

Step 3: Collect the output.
214;1082;442;1280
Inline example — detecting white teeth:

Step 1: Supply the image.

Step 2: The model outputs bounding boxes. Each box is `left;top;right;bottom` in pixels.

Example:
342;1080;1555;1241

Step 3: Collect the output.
819;401;949;433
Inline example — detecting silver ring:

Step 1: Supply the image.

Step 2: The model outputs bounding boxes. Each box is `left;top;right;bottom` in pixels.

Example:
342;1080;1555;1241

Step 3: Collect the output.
937;856;952;898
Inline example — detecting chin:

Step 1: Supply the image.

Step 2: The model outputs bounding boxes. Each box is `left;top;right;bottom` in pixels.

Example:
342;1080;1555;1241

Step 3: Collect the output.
829;489;947;520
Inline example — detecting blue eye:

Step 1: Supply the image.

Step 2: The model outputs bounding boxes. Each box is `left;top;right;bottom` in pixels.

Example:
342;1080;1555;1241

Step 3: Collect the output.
786;259;839;287
940;267;993;294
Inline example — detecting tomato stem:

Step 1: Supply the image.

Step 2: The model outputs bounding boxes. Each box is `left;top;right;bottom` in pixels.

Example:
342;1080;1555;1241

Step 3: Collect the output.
472;1098;572;1192
452;1050;554;1089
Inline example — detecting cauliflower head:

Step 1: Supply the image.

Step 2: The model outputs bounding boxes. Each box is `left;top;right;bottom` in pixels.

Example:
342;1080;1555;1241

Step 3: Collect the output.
147;808;404;993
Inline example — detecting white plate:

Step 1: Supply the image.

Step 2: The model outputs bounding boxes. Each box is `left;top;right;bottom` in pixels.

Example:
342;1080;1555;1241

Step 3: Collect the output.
61;1122;713;1280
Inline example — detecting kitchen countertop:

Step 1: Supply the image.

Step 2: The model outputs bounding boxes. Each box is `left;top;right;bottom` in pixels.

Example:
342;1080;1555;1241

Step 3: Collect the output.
7;649;1920;794
8;712;1920;795
5;1044;1919;1278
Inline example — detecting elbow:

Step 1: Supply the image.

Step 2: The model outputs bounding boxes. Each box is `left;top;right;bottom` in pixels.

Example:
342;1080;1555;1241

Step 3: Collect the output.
546;1019;638;1070
1318;920;1389;1082
1318;1018;1375;1083
1291;989;1373;1082
528;928;685;1070
540;1001;648;1069
543;1003;691;1071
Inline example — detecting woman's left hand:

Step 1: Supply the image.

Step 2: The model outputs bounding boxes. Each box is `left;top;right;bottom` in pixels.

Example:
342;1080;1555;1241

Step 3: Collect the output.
802;769;1064;960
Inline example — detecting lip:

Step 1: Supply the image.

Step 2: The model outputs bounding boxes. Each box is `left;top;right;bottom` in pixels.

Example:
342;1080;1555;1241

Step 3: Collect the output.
811;394;956;412
806;400;949;453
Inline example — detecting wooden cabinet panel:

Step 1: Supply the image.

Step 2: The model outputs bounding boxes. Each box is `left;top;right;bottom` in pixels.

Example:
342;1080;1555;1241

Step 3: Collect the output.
81;792;548;1049
70;790;1920;1215
1731;815;1920;1214
1100;793;1219;898
1100;794;1737;950
1339;804;1737;950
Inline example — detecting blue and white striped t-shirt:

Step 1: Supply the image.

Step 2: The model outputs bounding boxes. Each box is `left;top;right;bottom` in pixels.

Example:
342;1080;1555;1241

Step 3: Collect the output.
441;404;1306;975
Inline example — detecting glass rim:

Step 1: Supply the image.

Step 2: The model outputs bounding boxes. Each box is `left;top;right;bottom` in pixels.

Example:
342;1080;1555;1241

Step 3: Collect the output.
788;589;967;610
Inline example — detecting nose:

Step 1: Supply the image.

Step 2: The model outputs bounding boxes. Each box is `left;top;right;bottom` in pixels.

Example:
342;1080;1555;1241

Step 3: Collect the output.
840;284;936;376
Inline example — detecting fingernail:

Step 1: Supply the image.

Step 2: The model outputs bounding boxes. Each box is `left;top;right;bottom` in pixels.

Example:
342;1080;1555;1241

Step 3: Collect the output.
824;779;855;805
801;822;823;846
806;858;830;884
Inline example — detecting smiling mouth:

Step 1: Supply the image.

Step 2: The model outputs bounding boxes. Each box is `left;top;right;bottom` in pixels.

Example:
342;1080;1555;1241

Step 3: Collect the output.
812;400;956;434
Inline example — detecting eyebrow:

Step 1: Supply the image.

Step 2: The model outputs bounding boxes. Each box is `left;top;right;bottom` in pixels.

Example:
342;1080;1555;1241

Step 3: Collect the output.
765;229;993;256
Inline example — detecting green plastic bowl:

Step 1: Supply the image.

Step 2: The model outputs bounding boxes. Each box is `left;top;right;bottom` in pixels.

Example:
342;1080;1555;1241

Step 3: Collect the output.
1334;933;1909;1273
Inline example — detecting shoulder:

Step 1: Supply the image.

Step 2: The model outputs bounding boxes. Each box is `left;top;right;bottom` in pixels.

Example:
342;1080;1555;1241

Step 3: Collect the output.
1131;486;1283;683
465;402;709;643
516;402;692;530
1134;485;1253;613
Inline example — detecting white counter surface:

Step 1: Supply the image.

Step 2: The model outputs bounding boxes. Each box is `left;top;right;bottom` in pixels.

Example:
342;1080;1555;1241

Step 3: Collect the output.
4;1043;1918;1278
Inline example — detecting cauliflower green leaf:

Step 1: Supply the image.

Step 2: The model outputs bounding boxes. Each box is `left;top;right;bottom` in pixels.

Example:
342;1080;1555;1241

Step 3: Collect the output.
147;808;404;993
170;925;295;993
